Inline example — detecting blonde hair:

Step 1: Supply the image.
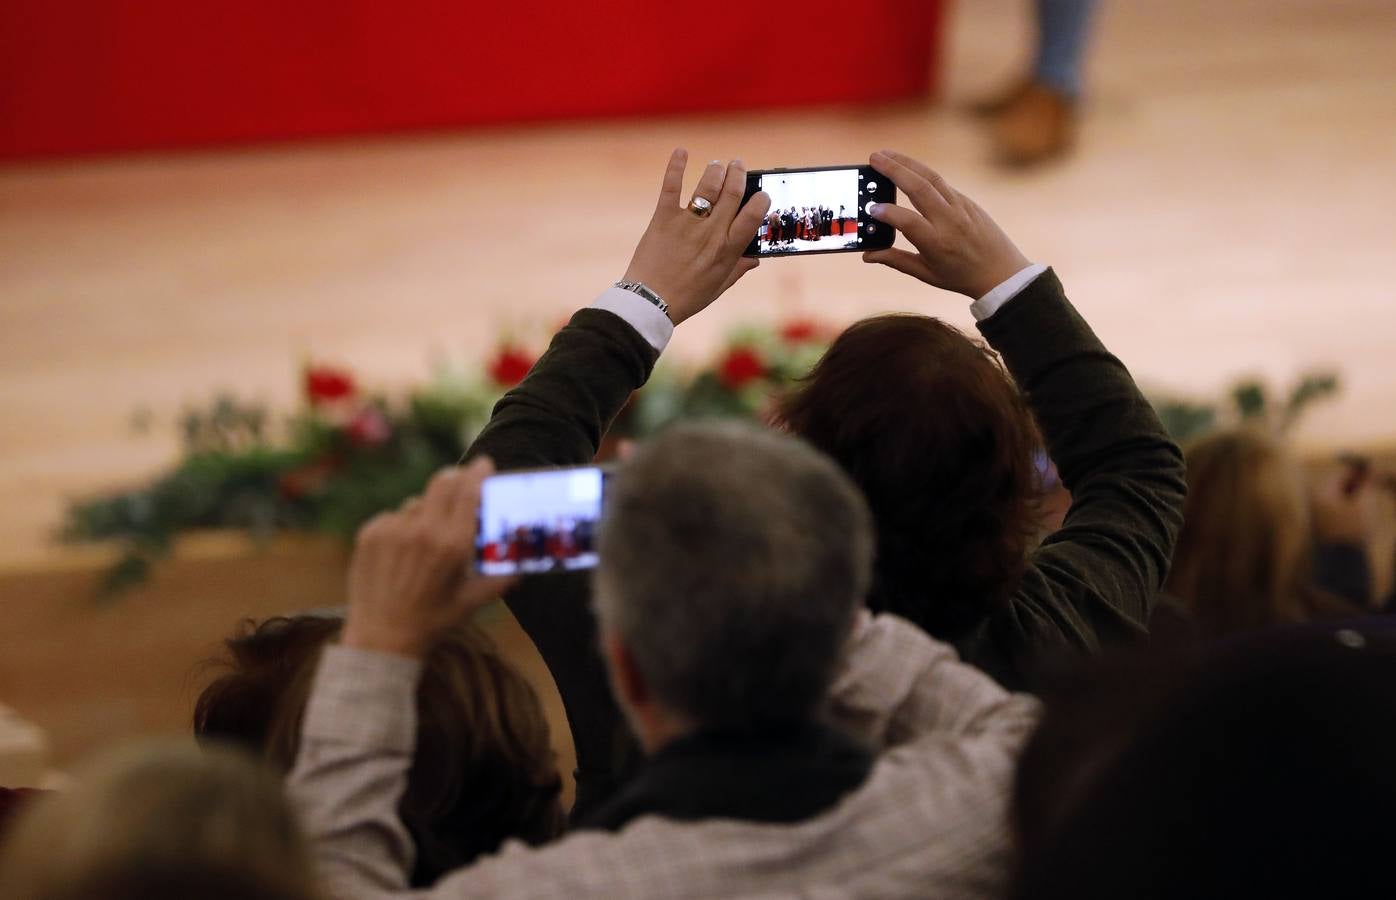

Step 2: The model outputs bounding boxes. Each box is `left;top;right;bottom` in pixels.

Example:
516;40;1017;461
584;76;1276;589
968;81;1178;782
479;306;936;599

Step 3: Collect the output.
0;740;317;900
1166;428;1314;637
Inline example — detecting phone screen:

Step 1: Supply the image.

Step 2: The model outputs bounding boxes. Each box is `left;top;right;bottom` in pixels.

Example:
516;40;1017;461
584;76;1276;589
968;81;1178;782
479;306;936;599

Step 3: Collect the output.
744;165;896;257
476;466;605;575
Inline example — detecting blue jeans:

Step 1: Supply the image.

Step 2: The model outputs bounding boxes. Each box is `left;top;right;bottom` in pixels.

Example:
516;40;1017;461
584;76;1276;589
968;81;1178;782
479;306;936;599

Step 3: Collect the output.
1033;0;1098;97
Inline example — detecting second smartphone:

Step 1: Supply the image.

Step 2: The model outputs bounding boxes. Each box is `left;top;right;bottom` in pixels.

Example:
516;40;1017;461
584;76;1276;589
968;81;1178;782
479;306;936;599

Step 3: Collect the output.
743;164;897;258
475;465;607;576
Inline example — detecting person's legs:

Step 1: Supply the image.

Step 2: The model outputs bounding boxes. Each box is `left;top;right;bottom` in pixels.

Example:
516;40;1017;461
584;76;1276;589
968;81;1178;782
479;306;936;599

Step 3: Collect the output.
1032;0;1099;99
983;0;1098;165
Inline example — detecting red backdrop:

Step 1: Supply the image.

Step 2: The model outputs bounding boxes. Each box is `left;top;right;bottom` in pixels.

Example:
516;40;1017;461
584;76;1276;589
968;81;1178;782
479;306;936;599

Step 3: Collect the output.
0;1;945;161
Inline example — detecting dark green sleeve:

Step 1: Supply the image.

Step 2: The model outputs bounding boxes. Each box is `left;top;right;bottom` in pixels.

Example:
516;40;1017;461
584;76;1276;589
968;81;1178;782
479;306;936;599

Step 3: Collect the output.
463;307;660;469
461;306;658;819
977;269;1187;654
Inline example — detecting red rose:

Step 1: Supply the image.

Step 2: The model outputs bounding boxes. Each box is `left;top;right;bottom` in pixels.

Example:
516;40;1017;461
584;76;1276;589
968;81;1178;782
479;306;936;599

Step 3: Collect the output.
487;345;536;387
780;319;823;344
718;346;767;390
345;406;393;448
304;366;356;406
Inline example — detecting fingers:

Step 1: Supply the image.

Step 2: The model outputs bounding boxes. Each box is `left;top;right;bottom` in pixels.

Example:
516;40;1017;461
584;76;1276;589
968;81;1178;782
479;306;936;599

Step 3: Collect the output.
656;148;688;212
689;159;726;210
452;457;492;533
868;201;933;244
419;458;490;537
870;150;952;221
875;150;957;206
712;159;748;218
355;510;395;546
863;248;935;282
728;189;771;249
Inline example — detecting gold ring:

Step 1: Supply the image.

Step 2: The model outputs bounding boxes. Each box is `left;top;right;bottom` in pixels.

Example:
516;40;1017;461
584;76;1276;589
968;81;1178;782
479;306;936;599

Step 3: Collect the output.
688;197;713;218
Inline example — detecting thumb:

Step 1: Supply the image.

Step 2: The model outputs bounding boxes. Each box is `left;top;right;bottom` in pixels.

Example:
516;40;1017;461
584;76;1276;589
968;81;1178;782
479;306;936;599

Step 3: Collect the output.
864;248;934;282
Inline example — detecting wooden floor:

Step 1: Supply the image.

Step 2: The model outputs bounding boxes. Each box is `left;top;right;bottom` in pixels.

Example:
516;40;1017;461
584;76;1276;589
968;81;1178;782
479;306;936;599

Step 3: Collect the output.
2;0;1394;567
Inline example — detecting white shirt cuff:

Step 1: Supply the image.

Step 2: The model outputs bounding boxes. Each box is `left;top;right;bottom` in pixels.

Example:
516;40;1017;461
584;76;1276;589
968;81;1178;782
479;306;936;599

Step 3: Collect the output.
590;286;675;353
969;263;1048;322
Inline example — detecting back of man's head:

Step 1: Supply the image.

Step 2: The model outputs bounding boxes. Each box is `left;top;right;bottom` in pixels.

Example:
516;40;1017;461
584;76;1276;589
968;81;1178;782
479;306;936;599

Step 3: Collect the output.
595;422;873;731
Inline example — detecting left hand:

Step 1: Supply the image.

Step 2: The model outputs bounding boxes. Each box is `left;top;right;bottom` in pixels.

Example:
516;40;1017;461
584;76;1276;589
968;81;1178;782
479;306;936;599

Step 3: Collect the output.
622;149;772;326
342;458;515;658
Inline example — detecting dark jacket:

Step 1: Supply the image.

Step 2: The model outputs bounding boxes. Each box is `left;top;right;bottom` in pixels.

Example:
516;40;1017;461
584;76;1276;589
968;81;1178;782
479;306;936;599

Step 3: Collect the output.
465;269;1186;816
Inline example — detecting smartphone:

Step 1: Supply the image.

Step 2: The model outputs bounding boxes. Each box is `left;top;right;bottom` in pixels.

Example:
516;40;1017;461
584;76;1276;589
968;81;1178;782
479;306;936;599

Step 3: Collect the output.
476;465;606;575
743;164;897;257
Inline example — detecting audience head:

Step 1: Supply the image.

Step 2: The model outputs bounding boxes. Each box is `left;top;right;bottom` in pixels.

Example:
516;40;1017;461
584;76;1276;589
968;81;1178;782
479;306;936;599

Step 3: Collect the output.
778;313;1041;639
1165;427;1320;636
194;614;563;883
0;739;316;900
594;421;874;750
1013;623;1396;899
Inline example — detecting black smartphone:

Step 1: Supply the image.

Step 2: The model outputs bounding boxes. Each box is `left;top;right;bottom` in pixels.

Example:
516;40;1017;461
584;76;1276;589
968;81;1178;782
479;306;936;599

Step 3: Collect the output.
476;465;607;575
743;164;896;257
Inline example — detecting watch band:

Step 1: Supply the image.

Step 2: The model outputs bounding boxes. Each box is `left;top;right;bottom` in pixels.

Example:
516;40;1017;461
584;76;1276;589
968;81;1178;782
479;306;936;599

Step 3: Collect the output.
613;280;671;319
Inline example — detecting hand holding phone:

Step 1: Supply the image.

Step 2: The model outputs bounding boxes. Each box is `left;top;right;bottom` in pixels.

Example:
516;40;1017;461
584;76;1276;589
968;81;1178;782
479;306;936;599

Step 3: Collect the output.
622;150;772;325
862;150;1031;299
743;165;897;257
343;460;513;659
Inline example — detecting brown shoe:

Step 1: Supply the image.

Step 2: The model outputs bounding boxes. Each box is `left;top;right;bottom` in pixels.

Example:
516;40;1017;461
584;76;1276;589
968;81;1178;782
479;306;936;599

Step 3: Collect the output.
989;82;1078;167
968;78;1034;119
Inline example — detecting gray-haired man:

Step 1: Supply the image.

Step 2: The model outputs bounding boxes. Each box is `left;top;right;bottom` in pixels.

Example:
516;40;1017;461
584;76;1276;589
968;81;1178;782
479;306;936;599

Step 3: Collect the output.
287;422;1039;898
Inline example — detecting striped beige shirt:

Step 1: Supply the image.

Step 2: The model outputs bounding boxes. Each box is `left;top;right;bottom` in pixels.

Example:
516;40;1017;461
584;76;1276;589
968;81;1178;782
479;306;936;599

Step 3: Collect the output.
288;611;1040;898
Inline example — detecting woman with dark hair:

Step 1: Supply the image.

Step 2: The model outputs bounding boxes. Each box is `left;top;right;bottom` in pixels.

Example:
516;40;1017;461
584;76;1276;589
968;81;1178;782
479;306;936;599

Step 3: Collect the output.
779;314;1042;640
777;149;1186;690
194;614;564;886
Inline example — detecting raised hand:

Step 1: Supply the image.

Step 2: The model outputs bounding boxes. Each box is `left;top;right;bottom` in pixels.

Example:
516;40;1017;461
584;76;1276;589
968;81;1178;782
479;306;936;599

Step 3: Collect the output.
342;458;515;659
863;149;1031;299
622;149;772;325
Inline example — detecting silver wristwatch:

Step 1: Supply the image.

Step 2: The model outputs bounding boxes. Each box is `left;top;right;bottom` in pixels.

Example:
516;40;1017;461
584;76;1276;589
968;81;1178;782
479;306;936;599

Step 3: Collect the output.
613;280;671;319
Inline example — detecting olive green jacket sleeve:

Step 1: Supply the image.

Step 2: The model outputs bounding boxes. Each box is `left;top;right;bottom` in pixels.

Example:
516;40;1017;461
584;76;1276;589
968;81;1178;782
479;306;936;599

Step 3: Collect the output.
972;269;1187;684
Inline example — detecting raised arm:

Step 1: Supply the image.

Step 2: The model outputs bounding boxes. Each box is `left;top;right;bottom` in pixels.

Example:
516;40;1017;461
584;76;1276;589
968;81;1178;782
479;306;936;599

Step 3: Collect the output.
865;150;1185;657
464;149;771;470
464;151;774;820
978;270;1185;646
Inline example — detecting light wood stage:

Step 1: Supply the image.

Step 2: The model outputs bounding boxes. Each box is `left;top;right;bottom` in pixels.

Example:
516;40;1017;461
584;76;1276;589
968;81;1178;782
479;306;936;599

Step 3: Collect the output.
2;0;1394;569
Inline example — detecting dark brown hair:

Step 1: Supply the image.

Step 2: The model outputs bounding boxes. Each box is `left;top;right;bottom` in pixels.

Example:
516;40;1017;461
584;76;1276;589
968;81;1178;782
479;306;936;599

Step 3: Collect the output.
778;314;1041;638
194;615;564;884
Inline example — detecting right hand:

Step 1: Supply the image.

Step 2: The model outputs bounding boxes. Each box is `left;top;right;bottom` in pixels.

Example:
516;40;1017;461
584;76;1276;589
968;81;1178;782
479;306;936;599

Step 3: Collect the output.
342;459;515;659
622;149;772;326
862;150;1031;299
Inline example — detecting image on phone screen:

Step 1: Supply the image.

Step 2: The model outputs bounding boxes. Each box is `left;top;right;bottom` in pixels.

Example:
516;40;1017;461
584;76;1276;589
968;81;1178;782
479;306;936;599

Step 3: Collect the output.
476;466;604;575
743;164;896;258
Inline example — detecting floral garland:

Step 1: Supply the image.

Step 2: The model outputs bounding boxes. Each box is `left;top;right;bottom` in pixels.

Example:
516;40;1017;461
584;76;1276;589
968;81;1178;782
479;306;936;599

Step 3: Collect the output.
63;319;839;592
61;315;1338;593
